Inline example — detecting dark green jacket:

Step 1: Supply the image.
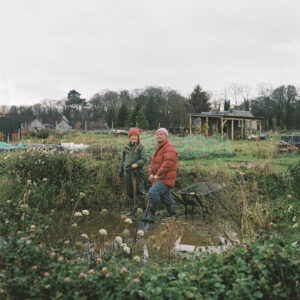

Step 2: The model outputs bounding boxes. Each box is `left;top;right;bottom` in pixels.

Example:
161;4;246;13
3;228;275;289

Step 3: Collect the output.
117;142;147;177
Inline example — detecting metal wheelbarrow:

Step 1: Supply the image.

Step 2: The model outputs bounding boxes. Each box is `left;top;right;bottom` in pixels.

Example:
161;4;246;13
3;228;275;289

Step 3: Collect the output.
172;182;225;217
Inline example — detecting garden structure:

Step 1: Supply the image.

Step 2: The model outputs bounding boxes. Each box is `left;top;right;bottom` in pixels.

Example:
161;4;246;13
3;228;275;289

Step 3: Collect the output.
188;110;264;140
0;115;21;142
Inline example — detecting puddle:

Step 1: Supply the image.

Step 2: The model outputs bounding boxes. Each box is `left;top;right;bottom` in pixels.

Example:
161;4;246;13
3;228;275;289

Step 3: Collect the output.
49;211;236;255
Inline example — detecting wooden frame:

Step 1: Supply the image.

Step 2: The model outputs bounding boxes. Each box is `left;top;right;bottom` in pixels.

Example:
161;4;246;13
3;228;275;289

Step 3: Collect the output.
188;112;264;140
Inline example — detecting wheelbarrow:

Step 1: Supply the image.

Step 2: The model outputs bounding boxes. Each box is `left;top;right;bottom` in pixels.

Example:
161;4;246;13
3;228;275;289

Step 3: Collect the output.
172;182;225;217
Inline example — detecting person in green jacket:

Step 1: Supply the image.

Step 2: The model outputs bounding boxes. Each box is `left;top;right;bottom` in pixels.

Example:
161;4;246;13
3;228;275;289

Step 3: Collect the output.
117;128;147;216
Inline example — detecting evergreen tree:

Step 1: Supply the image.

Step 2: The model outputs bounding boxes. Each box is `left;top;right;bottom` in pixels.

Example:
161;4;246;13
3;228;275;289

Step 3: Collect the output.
66;90;85;108
131;103;141;126
105;107;116;128
244;99;250;111
65;90;86;123
188;84;211;113
125;111;133;128
136;110;149;129
224;99;230;111
117;104;128;127
144;98;156;129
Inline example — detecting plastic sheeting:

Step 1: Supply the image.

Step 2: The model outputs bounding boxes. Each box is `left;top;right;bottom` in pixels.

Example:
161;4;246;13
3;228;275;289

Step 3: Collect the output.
0;141;25;152
61;143;89;150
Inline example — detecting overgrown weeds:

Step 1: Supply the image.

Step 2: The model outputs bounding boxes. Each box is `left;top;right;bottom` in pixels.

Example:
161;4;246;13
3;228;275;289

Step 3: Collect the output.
0;150;125;211
0;142;299;298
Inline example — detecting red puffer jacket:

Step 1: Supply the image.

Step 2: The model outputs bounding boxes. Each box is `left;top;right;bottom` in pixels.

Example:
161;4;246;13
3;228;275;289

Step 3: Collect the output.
148;139;178;187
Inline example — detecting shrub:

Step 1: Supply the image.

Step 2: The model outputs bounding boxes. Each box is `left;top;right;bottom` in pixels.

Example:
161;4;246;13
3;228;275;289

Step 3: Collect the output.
0;234;299;299
21;130;30;137
288;161;300;198
29;131;36;137
36;129;50;139
0;151;124;210
245;171;287;200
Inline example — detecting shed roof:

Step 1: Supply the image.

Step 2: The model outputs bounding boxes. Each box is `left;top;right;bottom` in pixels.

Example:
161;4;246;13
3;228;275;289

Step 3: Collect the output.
187;110;263;120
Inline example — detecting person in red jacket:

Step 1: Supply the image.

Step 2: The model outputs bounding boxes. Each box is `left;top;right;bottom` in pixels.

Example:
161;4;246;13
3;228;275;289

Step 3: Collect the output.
143;128;178;222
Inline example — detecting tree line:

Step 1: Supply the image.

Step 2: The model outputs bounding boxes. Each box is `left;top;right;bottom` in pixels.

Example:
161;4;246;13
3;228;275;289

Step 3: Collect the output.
2;84;300;130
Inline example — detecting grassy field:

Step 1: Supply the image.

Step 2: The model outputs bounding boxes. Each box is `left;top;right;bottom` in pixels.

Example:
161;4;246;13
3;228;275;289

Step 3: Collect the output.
22;131;300;173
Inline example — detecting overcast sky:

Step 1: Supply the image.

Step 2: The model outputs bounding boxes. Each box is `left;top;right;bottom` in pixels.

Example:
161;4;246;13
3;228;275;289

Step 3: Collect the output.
0;0;300;106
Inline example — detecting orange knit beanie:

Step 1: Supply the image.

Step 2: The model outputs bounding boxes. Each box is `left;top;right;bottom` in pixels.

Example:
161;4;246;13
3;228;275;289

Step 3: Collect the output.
128;128;140;137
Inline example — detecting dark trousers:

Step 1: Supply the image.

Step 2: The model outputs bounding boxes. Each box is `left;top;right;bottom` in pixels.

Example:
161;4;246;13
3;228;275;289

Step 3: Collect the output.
124;169;146;208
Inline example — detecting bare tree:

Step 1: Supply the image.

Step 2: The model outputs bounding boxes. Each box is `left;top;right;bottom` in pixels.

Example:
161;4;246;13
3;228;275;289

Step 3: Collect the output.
228;83;244;109
210;91;222;111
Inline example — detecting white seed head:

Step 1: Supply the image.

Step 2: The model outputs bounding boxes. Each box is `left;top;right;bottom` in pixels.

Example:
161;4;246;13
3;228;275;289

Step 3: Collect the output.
115;236;123;244
99;229;108;236
137;230;144;237
123;246;130;254
82;210;89;216
124;218;133;224
133;255;140;262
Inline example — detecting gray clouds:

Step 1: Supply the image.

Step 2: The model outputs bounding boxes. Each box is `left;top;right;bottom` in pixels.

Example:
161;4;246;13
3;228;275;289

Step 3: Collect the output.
0;0;299;105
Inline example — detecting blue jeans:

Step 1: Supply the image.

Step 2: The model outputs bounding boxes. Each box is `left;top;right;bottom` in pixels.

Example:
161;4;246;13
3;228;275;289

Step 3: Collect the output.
147;182;175;208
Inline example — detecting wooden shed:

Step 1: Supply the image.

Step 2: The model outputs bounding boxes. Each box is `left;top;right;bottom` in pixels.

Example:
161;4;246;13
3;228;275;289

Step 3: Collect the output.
187;110;264;140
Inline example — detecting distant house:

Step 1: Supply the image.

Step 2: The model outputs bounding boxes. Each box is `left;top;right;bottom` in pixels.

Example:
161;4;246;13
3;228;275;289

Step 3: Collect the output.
187;110;264;140
5;114;72;132
43;115;72;132
56;116;72;132
29;119;45;131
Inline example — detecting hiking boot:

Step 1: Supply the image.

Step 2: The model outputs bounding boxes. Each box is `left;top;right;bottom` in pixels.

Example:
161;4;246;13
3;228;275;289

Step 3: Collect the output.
142;211;155;223
142;204;157;223
166;204;176;218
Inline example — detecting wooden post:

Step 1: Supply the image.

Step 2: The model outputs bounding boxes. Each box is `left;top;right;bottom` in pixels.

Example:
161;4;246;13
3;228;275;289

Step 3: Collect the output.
206;117;208;137
221;117;223;136
189;116;192;135
250;120;252;139
231;119;234;140
241;119;244;139
199;118;202;134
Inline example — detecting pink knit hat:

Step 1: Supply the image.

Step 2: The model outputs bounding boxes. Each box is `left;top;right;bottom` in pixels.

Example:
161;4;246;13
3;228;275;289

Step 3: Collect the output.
156;128;168;137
